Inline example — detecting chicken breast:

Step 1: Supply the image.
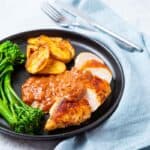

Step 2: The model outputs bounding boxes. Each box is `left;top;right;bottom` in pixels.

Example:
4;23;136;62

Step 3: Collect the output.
22;53;112;131
44;70;111;131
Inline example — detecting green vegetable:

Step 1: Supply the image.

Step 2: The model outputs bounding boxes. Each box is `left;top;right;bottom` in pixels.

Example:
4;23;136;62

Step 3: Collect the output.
0;40;43;134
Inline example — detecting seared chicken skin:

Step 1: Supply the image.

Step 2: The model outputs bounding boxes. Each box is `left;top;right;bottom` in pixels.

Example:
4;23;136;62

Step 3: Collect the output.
45;98;91;130
22;52;112;131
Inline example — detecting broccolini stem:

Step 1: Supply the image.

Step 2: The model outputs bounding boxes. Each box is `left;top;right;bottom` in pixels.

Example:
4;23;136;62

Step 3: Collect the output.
0;79;8;105
0;77;16;127
0;53;3;61
4;72;25;107
0;100;16;126
4;74;16;105
0;65;13;78
3;73;18;119
0;59;8;72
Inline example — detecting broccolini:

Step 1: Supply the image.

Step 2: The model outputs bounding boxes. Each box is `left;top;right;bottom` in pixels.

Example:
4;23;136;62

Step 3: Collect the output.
0;40;43;134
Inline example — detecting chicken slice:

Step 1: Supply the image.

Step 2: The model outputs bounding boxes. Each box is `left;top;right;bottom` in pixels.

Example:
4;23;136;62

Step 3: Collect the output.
75;52;112;83
85;75;111;112
44;98;91;131
84;68;112;83
75;52;104;69
85;88;100;112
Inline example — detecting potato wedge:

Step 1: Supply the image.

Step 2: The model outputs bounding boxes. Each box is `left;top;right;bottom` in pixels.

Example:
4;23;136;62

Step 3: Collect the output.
38;35;62;45
26;46;50;74
39;59;66;74
26;44;38;58
38;35;73;63
48;41;72;63
60;40;75;59
38;35;52;45
28;35;51;46
49;37;63;43
39;35;62;42
27;37;40;45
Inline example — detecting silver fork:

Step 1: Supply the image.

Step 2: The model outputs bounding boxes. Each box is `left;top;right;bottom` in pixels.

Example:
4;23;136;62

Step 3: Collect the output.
41;1;95;31
41;1;144;53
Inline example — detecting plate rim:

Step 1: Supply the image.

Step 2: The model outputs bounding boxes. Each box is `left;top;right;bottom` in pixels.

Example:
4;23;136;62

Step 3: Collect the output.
0;29;125;140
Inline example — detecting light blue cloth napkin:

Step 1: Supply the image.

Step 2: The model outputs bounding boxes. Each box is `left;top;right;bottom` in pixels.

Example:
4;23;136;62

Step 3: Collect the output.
54;0;150;149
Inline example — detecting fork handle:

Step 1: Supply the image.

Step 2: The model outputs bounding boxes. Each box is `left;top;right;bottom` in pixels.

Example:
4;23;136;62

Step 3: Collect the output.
61;22;96;32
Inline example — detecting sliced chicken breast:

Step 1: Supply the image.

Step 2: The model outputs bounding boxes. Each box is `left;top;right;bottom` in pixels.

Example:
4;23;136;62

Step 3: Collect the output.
75;52;104;69
75;52;112;83
85;88;101;112
84;68;112;83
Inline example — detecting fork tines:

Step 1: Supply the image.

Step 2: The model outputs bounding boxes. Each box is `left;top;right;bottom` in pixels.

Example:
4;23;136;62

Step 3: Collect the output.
41;1;64;23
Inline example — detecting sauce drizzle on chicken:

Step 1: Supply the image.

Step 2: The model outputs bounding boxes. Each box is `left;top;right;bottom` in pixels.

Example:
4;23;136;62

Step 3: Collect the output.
22;67;110;112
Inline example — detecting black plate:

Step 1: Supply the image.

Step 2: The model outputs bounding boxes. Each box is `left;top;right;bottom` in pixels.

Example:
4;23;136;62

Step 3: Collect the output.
0;29;124;140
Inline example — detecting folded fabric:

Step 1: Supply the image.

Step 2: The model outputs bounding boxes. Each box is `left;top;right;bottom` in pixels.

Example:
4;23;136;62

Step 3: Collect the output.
54;0;150;150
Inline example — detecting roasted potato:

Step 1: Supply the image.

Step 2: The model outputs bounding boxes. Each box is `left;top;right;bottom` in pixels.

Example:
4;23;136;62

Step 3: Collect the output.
26;35;75;75
38;35;75;63
27;37;40;45
48;41;71;63
39;35;62;44
28;35;75;63
25;46;50;74
28;35;52;46
26;44;38;58
59;40;75;59
39;59;66;74
49;37;63;43
38;35;51;45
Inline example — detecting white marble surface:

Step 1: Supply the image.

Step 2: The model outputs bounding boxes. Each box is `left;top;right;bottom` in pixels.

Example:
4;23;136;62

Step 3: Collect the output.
0;0;150;149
